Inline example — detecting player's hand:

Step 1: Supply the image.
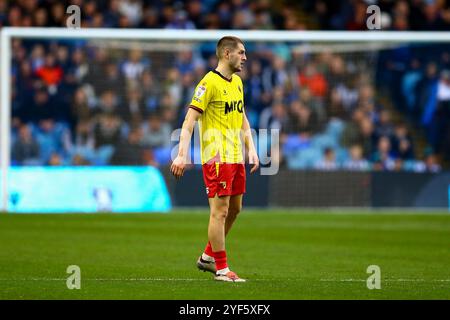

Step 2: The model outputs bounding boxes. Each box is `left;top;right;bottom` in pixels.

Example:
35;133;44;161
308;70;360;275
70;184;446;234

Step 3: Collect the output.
170;155;186;179
248;149;259;174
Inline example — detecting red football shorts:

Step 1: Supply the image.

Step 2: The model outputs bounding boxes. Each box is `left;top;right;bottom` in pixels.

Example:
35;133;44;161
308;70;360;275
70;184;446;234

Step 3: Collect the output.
202;162;246;198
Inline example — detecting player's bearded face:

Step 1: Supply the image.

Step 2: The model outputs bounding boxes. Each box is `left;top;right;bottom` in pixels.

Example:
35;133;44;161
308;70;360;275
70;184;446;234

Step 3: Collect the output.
228;44;246;72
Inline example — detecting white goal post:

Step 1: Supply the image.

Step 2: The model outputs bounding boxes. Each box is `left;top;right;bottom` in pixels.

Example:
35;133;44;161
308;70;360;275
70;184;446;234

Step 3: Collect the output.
1;27;450;212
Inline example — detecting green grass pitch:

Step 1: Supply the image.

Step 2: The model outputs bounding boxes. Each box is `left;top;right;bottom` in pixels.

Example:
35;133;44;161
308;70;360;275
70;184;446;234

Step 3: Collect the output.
0;210;449;299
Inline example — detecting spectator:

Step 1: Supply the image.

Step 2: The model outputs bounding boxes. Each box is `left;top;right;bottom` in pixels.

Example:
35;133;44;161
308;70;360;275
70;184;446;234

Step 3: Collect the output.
259;101;287;131
101;0;119;26
328;55;347;87
372;136;396;171
165;9;196;29
35;119;71;163
110;127;145;165
14;61;35;118
420;1;445;30
424;152;442;173
93;113;122;149
375;110;395;140
315;147;338;170
335;75;359;113
72;154;91;166
179;72;196;110
433;70;450;158
47;152;63;166
343;144;370;171
298;63;328;98
327;87;347;120
121;48;149;83
186;0;203;28
70;87;92;132
245;59;265;112
392;123;415;160
118;0;143;27
358;84;377;115
30;44;45;72
263;55;290;93
252;8;274;30
35;53;63;94
12;124;40;165
27;89;56;123
93;61;127;102
141;113;172;149
49;2;66;27
140;70;160;111
56;46;70;71
285;100;320;136
175;50;196;75
33;7;48;27
72;119;95;156
401;58;422;122
163;68;182;108
345;0;368;30
139;7;160;29
358;117;377;159
85;48;110;87
418;62;439;130
97;90;118;115
161;106;178;129
341;108;365;148
68;48;89;85
204;12;221;29
120;87;146;125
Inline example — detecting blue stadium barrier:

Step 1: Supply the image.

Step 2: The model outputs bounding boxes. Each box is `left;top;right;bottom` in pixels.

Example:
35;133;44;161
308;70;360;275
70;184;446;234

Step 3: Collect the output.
4;166;171;213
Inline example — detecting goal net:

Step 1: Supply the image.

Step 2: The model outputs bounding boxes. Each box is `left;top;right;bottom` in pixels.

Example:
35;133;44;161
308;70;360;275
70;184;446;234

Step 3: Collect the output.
1;28;448;211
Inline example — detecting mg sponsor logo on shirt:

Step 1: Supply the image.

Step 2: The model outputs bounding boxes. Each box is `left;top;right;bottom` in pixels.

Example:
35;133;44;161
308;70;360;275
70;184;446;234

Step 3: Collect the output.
224;100;243;114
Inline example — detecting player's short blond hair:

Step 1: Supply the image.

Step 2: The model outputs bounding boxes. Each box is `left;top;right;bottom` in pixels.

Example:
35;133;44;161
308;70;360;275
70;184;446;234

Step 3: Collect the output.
216;36;244;59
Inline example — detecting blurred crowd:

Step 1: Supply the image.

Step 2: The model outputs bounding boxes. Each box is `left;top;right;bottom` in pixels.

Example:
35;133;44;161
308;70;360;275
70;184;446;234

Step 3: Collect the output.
2;0;450;31
1;0;294;30
4;0;449;172
303;0;450;31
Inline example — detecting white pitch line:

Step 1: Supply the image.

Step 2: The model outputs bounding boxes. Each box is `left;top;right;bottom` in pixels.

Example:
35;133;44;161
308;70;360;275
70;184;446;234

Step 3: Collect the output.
0;278;274;282
0;278;211;281
320;279;450;282
0;278;448;282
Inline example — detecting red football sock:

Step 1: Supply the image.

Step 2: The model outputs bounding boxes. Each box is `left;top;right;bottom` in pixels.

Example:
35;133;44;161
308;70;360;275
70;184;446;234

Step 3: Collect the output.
212;250;228;271
204;241;214;257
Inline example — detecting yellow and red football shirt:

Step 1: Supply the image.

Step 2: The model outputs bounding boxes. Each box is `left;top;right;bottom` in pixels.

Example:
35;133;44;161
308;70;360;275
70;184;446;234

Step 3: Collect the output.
189;70;245;164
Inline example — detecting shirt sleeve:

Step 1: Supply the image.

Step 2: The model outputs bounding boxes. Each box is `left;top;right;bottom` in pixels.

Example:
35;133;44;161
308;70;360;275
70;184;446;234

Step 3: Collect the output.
189;79;213;114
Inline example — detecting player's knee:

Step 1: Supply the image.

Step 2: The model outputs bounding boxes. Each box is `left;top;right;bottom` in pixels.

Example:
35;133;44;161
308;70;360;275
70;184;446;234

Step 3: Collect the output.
211;207;228;221
228;205;241;217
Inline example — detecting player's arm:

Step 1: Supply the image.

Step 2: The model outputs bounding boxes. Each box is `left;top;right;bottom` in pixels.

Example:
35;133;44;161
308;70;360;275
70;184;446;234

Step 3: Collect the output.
242;112;259;174
170;107;202;179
